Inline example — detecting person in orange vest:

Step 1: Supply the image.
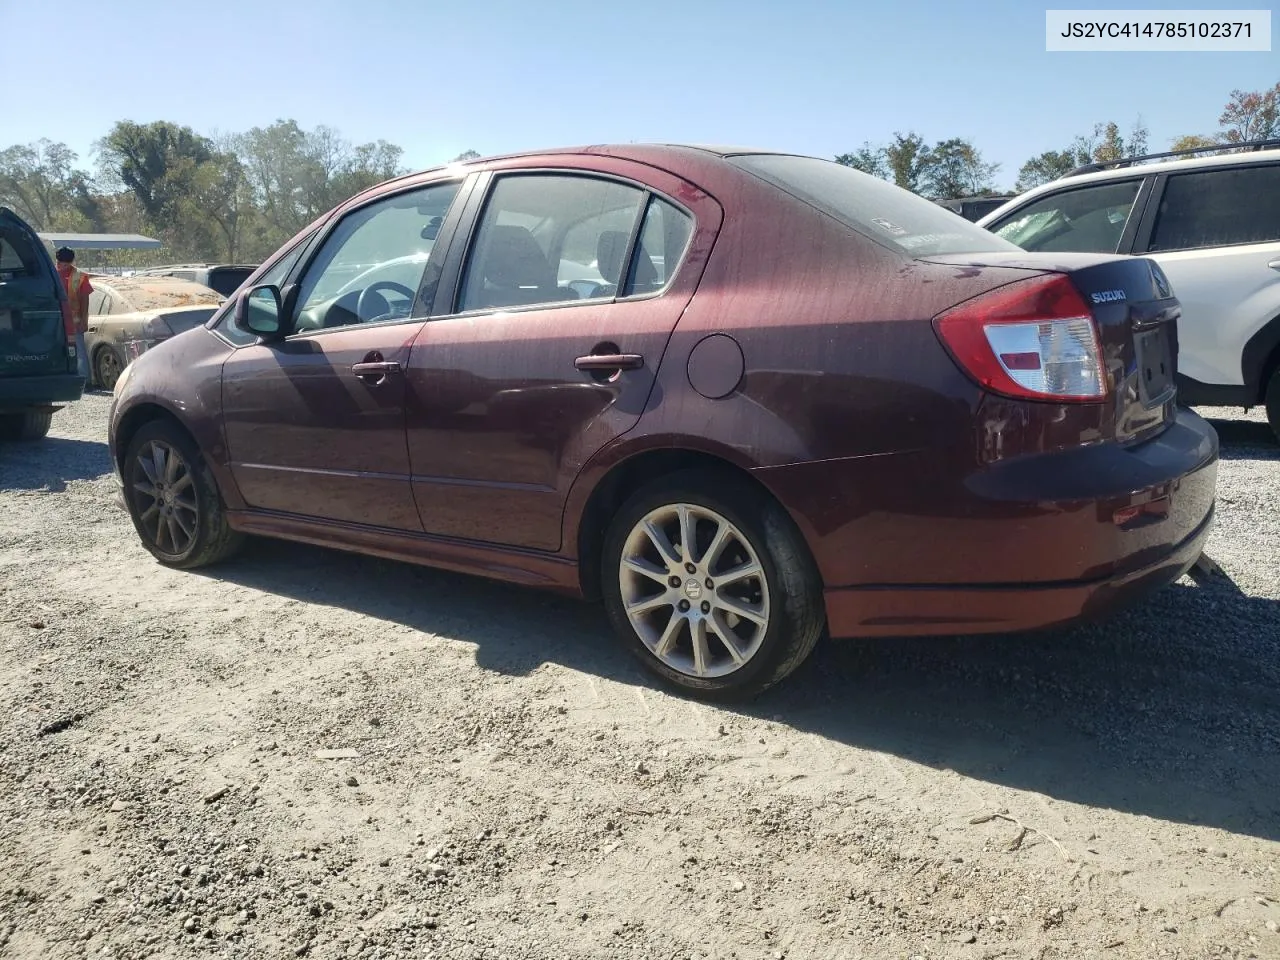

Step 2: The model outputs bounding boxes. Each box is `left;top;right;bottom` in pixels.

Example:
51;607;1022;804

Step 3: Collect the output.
55;247;92;388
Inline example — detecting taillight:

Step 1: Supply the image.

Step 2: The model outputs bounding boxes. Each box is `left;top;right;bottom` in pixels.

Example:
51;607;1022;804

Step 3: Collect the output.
60;299;76;341
932;274;1108;402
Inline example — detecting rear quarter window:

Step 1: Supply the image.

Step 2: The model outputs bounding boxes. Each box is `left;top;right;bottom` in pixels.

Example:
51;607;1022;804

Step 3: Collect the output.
0;233;40;279
728;154;1022;258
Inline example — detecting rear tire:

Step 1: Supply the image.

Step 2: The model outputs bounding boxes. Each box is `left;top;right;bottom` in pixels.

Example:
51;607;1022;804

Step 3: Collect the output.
0;409;53;441
1266;367;1280;445
122;419;244;569
601;469;826;701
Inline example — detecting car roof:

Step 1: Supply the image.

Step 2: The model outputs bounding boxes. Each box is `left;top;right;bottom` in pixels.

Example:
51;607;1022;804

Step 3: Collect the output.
976;146;1280;226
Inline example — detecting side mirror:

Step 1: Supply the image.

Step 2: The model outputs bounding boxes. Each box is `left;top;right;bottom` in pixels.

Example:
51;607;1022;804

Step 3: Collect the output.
237;284;283;337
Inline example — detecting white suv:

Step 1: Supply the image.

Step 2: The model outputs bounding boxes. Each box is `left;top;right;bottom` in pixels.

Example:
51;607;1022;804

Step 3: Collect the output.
978;144;1280;440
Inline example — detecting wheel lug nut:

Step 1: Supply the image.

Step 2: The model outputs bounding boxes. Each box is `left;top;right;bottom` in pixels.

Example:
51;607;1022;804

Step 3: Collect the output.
705;578;713;589
678;600;690;612
669;576;681;588
685;562;696;574
700;601;711;614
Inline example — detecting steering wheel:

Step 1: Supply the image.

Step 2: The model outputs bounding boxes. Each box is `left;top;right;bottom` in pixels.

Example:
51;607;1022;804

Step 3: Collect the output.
357;280;417;323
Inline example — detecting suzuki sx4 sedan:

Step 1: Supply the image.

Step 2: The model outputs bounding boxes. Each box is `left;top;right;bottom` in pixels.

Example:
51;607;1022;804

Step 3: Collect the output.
107;145;1219;700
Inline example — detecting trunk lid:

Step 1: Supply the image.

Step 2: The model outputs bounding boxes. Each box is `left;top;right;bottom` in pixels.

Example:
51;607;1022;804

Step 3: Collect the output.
0;209;71;379
922;251;1179;444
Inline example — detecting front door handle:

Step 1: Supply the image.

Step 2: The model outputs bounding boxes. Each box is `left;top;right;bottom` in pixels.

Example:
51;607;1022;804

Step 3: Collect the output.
351;360;401;384
1268;258;1280;271
574;353;644;372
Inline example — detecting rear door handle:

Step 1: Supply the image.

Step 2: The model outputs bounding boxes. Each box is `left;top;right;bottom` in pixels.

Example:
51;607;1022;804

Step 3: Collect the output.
574;353;644;372
1268;258;1280;271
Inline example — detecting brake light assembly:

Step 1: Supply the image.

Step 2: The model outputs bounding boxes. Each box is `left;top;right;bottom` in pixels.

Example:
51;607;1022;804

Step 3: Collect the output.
60;299;77;360
933;274;1109;403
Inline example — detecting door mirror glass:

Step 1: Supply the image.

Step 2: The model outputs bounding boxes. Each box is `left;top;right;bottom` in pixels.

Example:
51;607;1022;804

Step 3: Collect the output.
241;284;282;336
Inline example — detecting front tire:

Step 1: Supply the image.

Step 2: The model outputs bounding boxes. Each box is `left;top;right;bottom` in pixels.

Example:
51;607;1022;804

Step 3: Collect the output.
601;470;826;700
0;409;53;441
122;419;244;568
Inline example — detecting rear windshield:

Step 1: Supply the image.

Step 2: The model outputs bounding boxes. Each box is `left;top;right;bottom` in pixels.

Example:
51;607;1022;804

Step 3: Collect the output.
207;269;254;297
728;154;1022;258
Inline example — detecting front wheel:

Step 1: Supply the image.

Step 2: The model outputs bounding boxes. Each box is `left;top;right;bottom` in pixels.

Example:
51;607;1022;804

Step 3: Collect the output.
122;420;244;568
601;470;826;700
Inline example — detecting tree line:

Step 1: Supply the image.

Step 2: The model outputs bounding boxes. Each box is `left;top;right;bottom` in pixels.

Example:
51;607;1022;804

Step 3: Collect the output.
0;118;479;265
1;79;1275;265
836;80;1278;196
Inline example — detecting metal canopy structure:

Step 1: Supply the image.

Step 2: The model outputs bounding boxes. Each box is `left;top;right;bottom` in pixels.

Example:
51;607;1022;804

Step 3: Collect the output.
37;231;161;250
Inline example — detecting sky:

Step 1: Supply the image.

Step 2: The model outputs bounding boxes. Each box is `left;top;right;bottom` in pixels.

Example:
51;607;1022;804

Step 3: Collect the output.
2;0;1275;190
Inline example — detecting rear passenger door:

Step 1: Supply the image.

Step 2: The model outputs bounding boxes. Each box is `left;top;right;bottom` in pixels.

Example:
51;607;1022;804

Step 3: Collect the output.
1131;161;1280;389
404;164;722;552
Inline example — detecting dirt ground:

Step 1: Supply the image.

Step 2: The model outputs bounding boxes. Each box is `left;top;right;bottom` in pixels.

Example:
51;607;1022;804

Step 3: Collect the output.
1;393;1278;960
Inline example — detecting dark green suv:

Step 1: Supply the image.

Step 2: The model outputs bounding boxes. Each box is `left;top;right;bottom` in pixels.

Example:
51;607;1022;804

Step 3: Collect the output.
0;207;82;440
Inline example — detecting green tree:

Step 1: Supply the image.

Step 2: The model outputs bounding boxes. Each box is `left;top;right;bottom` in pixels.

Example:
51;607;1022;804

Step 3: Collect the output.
1169;134;1220;160
0;139;92;230
883;132;930;193
918;138;1000;199
1014;150;1079;190
96;121;216;224
834;143;887;179
1014;118;1150;191
1218;84;1279;143
452;149;481;162
235;120;408;254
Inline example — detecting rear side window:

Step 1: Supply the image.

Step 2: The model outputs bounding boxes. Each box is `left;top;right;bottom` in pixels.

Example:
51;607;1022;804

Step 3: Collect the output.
728;154;1021;257
990;180;1142;254
459;174;646;312
1147;164;1280;252
0;232;40;279
624;197;693;296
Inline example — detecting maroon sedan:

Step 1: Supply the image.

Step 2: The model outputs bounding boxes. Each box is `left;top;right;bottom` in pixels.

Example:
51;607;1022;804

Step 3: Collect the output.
107;145;1218;699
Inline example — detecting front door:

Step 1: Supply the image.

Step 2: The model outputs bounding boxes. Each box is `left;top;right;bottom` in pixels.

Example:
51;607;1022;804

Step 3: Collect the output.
405;168;721;552
220;179;464;530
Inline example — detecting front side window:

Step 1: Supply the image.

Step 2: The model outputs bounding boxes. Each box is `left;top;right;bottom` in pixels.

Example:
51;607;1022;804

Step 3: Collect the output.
1148;164;1280;252
990;180;1142;254
458;174;646;312
219;238;311;345
292;180;462;333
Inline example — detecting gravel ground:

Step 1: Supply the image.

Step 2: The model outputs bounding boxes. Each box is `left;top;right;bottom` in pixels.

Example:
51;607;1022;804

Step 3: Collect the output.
1;393;1278;960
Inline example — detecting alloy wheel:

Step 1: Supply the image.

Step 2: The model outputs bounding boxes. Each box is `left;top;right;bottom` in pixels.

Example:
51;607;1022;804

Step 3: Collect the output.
130;439;199;556
618;503;771;679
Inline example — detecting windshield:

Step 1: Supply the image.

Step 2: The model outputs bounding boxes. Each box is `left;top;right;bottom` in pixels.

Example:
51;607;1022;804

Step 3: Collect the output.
728;154;1022;258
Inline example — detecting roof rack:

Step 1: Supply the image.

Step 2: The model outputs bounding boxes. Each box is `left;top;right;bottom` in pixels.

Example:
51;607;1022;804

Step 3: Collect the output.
1065;137;1280;177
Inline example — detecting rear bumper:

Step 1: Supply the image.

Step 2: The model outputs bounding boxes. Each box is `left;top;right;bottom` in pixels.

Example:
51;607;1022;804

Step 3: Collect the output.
756;407;1219;638
824;503;1212;636
0;373;83;410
